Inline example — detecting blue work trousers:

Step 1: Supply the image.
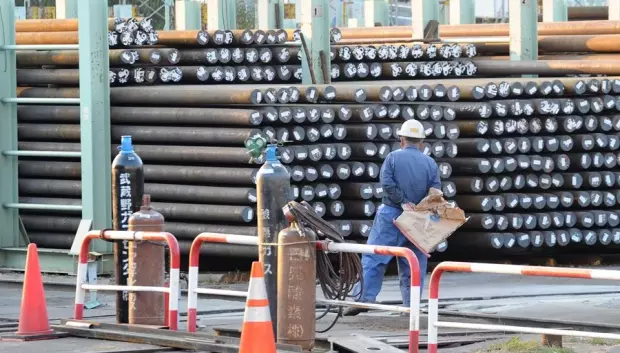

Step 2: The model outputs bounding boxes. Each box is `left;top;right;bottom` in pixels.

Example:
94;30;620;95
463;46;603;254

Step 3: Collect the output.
353;204;428;307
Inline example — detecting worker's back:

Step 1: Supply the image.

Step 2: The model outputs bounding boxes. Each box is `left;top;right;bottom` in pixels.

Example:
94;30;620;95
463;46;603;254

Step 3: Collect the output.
380;145;441;208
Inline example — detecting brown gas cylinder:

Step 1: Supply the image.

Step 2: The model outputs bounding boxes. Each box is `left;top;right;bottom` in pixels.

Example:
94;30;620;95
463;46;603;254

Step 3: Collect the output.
276;223;316;350
128;194;166;326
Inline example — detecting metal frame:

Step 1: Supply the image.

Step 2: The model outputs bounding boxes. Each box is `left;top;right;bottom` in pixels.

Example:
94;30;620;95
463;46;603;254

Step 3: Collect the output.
427;261;620;353
206;0;237;30
0;0;113;274
73;230;181;331
449;0;475;25
175;0;202;30
542;0;568;22
508;0;538;63
186;233;422;353
300;0;331;84
257;0;284;30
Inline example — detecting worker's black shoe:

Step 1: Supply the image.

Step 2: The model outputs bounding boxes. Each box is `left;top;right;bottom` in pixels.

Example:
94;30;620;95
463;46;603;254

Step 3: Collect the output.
342;304;370;316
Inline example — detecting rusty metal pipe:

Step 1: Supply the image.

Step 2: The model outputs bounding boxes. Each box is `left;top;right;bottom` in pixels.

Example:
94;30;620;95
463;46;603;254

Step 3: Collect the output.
336;21;620;39
18;106;262;126
17;86;264;105
18;141;256;165
19;178;256;207
18;161;257;186
18;123;261;146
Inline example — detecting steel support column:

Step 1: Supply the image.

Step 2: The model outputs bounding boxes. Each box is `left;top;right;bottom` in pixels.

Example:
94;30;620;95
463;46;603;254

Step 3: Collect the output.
411;0;438;39
78;0;113;253
509;0;538;64
56;0;79;19
257;0;284;29
206;0;237;30
175;0;202;30
542;0;567;22
300;0;330;85
164;0;172;30
449;0;474;25
610;0;620;21
0;0;20;250
363;0;389;27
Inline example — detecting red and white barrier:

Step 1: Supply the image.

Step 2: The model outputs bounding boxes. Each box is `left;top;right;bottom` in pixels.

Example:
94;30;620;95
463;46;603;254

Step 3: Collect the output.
427;261;620;353
187;232;422;353
74;230;181;331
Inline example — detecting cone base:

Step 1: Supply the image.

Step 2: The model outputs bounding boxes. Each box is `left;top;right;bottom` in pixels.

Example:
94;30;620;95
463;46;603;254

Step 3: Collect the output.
1;331;68;342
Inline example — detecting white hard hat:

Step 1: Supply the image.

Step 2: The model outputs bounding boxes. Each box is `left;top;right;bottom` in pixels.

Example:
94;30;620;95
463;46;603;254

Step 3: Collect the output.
397;119;426;139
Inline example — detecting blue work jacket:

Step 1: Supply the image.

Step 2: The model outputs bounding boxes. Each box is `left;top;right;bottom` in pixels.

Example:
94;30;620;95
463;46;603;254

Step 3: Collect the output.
380;145;441;209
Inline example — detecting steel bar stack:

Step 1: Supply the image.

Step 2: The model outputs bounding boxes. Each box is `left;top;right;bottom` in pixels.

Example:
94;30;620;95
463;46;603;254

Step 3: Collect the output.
419;76;620;257
12;17;620;263
335;20;620;78
16;81;460;257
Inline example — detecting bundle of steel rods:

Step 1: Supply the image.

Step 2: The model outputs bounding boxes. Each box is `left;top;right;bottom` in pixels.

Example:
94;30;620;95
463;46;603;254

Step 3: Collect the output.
15;21;481;87
15;17;159;47
15;82;459;256
12;17;620;263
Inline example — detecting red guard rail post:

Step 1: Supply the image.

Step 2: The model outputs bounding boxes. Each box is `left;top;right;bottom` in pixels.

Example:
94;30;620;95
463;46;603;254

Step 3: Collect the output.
187;232;422;353
74;230;181;331
427;261;620;353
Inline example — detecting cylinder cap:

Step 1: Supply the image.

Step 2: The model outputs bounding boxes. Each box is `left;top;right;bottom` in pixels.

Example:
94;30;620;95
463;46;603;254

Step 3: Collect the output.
265;144;278;161
120;135;134;153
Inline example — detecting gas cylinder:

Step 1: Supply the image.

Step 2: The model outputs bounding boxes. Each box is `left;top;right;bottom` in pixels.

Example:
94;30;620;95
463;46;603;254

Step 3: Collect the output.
276;224;316;350
128;194;166;326
112;135;144;324
256;143;292;335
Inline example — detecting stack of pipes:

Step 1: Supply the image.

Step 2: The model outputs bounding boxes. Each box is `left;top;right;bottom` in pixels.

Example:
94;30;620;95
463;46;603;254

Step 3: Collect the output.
15;81;460;256
15;19;480;86
335;21;620;77
11;18;620;262
418;76;620;255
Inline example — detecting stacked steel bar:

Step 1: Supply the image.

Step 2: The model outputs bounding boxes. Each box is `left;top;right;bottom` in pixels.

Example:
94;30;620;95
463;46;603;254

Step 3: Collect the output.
15;17;620;261
417;76;620;254
333;21;620;77
15;17;159;47
15;82;457;256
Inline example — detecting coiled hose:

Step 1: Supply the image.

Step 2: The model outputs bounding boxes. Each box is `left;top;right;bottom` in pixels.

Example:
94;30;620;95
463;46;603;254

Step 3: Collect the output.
283;201;364;333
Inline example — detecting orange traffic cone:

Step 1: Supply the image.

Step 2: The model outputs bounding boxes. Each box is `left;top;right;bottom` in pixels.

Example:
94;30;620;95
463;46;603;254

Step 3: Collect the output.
2;244;65;341
238;262;276;353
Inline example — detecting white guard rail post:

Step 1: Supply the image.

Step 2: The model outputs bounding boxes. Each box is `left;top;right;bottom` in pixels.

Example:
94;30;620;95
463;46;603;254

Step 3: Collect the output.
428;261;620;353
74;230;181;331
187;232;422;353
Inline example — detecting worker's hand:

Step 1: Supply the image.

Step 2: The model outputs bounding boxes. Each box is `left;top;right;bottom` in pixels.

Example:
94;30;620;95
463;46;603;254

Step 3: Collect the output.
401;203;411;210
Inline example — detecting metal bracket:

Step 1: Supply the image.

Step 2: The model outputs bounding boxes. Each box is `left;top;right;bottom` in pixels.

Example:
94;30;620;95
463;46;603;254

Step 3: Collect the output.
18;216;30;247
329;333;404;353
70;219;93;255
84;256;102;309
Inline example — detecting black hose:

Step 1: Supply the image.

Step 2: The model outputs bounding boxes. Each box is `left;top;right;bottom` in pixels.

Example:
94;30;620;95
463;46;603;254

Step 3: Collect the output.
283;201;363;333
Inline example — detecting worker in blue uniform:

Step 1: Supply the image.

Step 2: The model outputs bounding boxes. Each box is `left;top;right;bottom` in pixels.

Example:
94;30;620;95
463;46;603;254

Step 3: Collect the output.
344;119;441;316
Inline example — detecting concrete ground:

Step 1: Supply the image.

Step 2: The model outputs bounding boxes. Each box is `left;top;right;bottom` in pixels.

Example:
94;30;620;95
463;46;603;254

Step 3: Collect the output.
1;269;620;352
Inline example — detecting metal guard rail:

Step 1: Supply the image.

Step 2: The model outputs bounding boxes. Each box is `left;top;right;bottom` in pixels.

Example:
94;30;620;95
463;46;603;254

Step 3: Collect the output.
187;232;422;353
427;261;620;353
73;230;181;331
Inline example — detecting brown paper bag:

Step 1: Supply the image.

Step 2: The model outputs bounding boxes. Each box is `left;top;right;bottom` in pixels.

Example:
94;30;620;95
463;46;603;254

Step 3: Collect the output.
393;188;468;257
